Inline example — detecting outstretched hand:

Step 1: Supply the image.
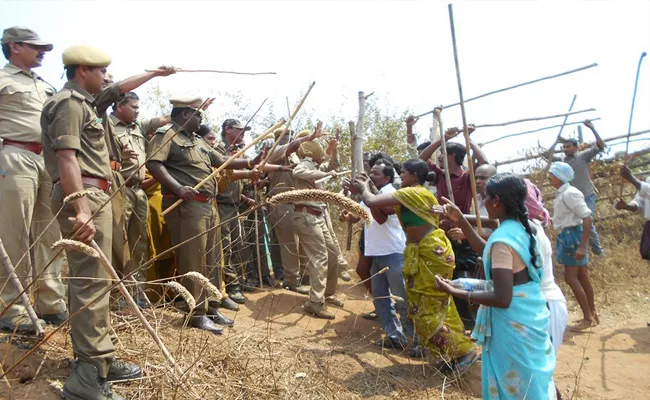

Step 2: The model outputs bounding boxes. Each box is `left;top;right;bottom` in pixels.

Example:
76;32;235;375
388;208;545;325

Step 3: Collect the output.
430;196;464;223
406;115;419;127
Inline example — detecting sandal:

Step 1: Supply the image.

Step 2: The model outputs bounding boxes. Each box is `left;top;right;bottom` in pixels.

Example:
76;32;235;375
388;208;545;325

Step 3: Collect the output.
361;311;378;320
449;350;480;375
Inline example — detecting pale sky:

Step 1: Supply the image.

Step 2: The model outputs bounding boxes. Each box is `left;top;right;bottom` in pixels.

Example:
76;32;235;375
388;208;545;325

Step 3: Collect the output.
2;0;649;171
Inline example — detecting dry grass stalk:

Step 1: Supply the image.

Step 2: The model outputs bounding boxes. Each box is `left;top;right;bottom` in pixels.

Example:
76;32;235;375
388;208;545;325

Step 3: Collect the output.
62;189;100;206
167;282;196;310
268;189;372;221
52;239;99;258
184;272;222;302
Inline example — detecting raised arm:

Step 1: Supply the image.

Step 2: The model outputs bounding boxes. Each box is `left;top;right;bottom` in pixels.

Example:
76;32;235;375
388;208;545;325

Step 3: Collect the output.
620;165;642;191
406;115;419;158
355;175;401;208
470;139;489;167
286;122;324;156
584;120;605;150
432;197;487;254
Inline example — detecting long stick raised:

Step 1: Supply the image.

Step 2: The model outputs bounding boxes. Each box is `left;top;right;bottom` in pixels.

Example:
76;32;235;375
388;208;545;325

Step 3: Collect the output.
540;95;577;180
435;109;455;204
415;63;598;119
619;51;648;197
448;3;482;235
473;108;594;129
258;81;316;170
145;68;276;76
483;117;601;146
161;119;286;216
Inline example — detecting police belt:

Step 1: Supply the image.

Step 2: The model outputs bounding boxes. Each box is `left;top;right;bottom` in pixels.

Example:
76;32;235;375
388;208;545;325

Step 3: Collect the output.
3;139;43;155
55;176;112;193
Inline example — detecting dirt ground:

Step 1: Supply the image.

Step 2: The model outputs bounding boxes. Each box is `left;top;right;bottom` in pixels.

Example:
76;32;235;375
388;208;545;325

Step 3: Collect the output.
1;275;649;400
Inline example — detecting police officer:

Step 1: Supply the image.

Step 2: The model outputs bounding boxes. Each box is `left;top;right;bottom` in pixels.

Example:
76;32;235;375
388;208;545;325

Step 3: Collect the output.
147;98;260;333
111;91;171;301
41;44;139;400
0;27;66;332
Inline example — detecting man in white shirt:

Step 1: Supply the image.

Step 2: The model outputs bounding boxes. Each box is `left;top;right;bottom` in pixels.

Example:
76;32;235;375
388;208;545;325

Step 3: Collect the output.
617;165;650;327
549;162;597;331
359;161;420;357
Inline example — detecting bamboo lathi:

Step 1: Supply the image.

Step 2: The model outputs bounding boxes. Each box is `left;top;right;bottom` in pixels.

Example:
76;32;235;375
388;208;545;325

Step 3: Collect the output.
161;119;286;216
448;3;482;235
474;108;595;129
415;63;598;118
258;81;316;170
0;239;44;337
145;68;276;76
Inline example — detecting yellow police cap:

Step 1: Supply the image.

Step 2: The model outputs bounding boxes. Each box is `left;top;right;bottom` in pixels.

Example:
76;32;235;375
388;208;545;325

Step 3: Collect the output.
62;45;111;67
170;96;203;110
295;129;311;139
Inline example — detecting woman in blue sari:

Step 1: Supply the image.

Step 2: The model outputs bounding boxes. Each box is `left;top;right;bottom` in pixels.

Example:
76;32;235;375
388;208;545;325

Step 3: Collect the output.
434;173;557;399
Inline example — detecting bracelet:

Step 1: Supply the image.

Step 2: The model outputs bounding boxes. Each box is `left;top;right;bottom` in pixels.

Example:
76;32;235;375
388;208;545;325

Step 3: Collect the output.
468;291;472;305
247;159;252;169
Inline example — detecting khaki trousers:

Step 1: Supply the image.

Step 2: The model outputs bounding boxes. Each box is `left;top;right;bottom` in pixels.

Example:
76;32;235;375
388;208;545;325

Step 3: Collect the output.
324;209;350;273
164;198;217;314
0;145;65;318
51;184;114;377
123;186;149;283
291;210;339;303
109;170;129;274
268;203;300;285
217;203;245;293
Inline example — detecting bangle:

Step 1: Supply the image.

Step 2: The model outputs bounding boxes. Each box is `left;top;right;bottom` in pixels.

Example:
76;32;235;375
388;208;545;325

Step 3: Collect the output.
247;160;252;169
468;291;472;305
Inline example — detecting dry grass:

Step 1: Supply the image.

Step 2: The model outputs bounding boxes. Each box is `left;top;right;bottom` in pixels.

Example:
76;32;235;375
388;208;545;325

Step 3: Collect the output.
1;161;649;400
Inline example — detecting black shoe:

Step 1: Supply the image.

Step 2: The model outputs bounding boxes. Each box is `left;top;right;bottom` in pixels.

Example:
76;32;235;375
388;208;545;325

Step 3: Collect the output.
408;344;424;359
283;282;309;295
220;297;240;311
262;275;281;288
373;336;407;350
41;310;69;326
228;291;247;304
241;280;258;293
360;310;378;321
188;315;223;335
207;307;235;327
106;359;142;382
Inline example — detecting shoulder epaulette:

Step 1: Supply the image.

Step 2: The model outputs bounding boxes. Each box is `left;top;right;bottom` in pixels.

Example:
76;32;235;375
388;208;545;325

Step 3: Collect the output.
155;123;174;135
70;90;86;102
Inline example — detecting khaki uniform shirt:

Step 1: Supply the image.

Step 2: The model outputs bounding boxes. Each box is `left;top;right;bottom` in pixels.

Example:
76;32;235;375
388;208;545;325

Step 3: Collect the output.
292;157;331;209
0;63;55;143
95;83;123;163
214;141;242;204
267;144;296;196
41;81;111;182
147;123;219;197
112;115;165;182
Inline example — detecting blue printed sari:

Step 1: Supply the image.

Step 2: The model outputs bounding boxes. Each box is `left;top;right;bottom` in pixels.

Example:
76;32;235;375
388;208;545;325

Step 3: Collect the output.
472;220;557;399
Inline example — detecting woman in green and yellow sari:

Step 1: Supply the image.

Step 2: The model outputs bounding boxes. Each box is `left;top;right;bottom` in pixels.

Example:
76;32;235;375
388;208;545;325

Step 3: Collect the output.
355;159;477;367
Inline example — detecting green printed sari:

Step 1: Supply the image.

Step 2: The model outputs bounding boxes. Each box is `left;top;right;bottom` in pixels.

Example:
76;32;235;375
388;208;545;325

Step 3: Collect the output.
393;185;476;360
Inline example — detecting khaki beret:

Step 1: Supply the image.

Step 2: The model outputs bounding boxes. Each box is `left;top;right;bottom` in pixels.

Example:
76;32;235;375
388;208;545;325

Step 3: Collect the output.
273;127;294;138
170;96;203;110
1;26;53;51
295;129;311;139
62;45;111;67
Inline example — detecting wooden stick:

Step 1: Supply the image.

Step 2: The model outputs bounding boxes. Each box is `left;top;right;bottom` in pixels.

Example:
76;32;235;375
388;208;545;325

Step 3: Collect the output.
448;3;482;235
620;51;648;197
414;63;598;118
145;68;276;76
258;82;316;170
494;129;650;167
315;170;352;184
161;119;286;216
0;239;44;337
88;241;184;378
482;117;601;146
435;109;455;204
347;120;357;252
474;108;594;129
540;95;578;180
254;188;263;290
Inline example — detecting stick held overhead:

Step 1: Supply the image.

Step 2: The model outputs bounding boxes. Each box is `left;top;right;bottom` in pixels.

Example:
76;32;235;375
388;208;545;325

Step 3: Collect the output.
145;68;276;76
474;108;595;129
415;62;598;119
448;3;482;235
